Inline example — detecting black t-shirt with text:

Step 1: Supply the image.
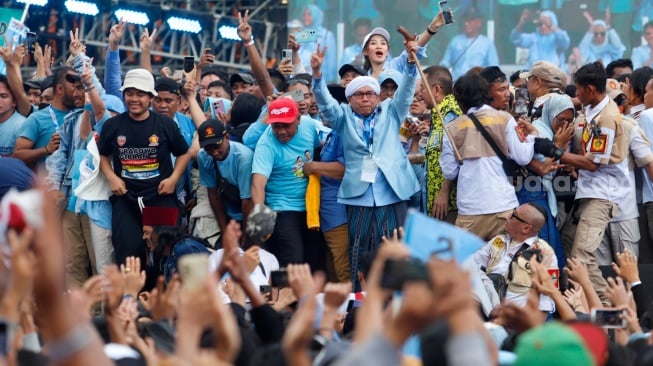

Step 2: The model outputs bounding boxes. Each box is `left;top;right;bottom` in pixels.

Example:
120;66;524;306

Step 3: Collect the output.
98;111;189;193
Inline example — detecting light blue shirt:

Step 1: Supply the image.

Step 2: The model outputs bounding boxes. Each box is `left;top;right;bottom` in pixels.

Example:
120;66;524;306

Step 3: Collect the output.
251;119;321;211
319;131;347;232
578;29;625;66
441;34;499;81
198;141;253;221
632;44;653;70
339;43;363;68
639;109;653;204
0;111;25;156
510;28;570;69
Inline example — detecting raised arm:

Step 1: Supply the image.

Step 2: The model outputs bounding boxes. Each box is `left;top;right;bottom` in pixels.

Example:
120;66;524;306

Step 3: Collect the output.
105;20;125;98
81;60;106;122
69;29;105;96
238;10;275;97
311;45;345;131
33;43;52;78
139;27;156;73
0;44;32;116
416;10;448;47
183;79;208;128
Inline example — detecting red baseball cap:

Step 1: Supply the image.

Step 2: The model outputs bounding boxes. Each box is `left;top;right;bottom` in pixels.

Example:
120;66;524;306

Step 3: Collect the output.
268;98;299;124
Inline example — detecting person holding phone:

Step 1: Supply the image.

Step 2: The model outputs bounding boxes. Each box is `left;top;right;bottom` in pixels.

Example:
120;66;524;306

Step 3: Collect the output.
511;9;570;69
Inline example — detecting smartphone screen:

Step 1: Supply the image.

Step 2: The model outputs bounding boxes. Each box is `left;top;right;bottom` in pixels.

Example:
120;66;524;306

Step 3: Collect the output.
212;99;225;117
283;89;305;103
183;56;195;73
591;308;626;328
26;32;36;55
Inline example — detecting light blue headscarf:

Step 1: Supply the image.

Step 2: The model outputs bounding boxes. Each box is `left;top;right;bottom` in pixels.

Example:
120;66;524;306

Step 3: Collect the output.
533;94;574;139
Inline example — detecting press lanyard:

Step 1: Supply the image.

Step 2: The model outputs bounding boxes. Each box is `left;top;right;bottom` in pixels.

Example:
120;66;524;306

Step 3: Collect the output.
48;106;60;129
356;113;376;155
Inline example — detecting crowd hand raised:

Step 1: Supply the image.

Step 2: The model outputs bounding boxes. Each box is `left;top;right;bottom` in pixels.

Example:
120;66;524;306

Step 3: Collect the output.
149;275;181;321
80;275;104;314
427;9;447;32
310;44;327;76
197;48;215;71
243;246;260;274
184;79;199;100
272;287;298;311
529;258;556;297
217;221;249;283
278;58;293;76
121;256;146;297
287;263;315;299
102;264;126;312
139;28;157;52
0;38;23;66
621;305;642;335
323;282;351;310
108;19;126;50
160;67;172;78
563;287;585;312
1;228;36;321
69;28;85;57
612;249;640;283
81;58;95;88
288;33;300;52
606;276;630;308
565;257;591;286
237;10;253;42
282;272;325;359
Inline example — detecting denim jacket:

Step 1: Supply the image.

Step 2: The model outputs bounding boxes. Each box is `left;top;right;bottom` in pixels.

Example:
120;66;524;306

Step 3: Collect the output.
46;109;87;201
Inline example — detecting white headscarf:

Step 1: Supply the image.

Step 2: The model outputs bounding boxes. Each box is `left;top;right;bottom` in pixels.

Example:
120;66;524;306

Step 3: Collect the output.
345;76;380;98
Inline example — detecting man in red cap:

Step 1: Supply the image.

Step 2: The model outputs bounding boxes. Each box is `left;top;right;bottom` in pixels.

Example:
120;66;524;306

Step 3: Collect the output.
250;97;324;269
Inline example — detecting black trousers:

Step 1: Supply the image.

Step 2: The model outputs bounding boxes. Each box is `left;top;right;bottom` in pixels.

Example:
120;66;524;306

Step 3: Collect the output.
110;192;180;266
264;210;326;272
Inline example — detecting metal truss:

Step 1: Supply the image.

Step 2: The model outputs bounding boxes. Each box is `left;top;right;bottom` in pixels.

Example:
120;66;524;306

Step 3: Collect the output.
72;0;287;72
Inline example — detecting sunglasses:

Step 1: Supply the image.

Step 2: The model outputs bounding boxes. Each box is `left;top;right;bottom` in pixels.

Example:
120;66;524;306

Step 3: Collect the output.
594;32;606;37
511;208;532;226
64;74;81;84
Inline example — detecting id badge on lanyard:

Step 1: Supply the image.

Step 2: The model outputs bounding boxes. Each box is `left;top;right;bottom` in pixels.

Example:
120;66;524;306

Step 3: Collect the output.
361;154;378;183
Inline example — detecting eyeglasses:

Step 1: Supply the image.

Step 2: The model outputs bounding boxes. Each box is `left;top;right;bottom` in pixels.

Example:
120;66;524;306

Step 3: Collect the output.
553;114;574;125
350;91;377;99
511;208;532;226
594;32;606;37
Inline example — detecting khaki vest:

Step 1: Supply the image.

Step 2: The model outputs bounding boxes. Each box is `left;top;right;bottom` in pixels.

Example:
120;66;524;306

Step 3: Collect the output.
447;109;512;160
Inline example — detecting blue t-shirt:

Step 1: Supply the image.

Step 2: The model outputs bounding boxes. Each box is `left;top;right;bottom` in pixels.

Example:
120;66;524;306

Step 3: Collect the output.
18;106;67;152
198;141;253;220
0;111;25;156
251;120;320;211
319;131;347;232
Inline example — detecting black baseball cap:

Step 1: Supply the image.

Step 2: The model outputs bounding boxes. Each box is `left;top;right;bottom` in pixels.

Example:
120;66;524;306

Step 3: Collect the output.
338;64;366;79
40;75;54;92
480;66;507;84
154;77;181;95
197;119;228;148
229;72;255;86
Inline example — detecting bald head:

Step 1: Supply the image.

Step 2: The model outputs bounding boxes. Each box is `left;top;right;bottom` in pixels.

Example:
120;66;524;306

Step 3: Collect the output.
520;203;546;233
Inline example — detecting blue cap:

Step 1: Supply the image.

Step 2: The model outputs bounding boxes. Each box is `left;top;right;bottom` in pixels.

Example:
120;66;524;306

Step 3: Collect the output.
378;69;402;89
102;94;125;114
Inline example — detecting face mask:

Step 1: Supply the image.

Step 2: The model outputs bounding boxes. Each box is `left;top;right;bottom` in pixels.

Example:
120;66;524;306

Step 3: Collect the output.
38;102;50;110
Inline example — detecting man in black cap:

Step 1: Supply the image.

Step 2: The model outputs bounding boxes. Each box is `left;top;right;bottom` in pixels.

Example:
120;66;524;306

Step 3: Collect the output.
197;119;254;231
338;64;365;88
23;80;41;107
39;75;54;107
229;72;255;97
152;77;196;204
480;66;511;111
